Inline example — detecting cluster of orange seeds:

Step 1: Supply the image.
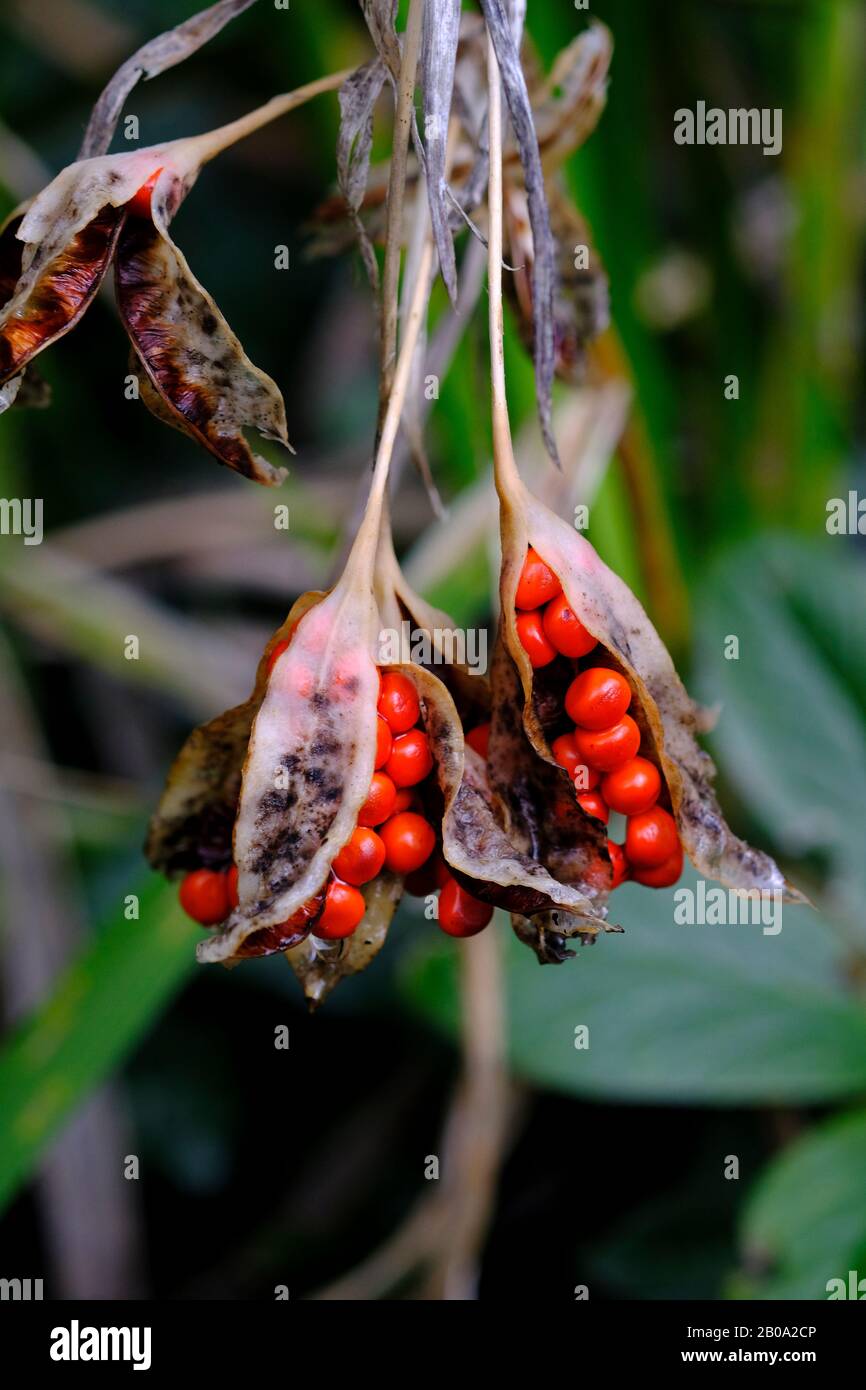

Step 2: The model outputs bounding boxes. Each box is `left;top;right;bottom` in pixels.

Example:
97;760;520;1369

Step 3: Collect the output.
515;548;683;890
178;661;494;940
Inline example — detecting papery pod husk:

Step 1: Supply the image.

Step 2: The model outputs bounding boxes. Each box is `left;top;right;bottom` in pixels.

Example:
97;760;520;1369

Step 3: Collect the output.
115;161;291;485
0;197;126;388
285;872;403;1008
412;663;606;931
373;509;489;725
488;632;612;909
1;142;290;482
146;591;322;879
495;472;806;903
196;553;382;965
374;513;607;931
0;151;165;384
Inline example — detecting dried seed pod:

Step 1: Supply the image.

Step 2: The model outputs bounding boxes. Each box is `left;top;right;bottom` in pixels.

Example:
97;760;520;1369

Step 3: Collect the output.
285;874;403;1007
374;511;608;932
494;469;806;905
0;137;291;483
146;593;321;880
0;67;350;475
116;159;291;484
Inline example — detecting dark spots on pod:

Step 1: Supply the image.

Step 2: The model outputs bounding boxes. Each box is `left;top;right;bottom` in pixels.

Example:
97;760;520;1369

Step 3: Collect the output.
311;737;339;758
200;311;218;336
259;788;295;816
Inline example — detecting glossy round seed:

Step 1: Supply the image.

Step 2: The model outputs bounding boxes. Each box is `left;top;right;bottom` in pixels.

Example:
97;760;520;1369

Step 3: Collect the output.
316;880;366;938
515;547;561;610
601;757;661;817
179;868;230;926
632;842;684;888
377;672;420;734
625;806;680;869
375;715;393;770
607;841;629;889
379;812;436;875
565;667;631;730
332;827;386;886
516;610;557;668
574;715;641;772
551;733;600;789
542;593;597;659
577;790;609;824
437;877;494;937
385;729;434;787
357;771;397;827
465;722;491;758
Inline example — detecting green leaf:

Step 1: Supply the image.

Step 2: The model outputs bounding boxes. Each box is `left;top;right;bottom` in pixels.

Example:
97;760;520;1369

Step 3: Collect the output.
402;867;866;1104
736;1109;866;1299
0;876;198;1213
695;534;866;923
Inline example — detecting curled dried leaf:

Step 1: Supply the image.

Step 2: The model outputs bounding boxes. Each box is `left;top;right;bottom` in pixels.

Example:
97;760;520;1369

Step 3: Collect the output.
116;167;290;485
496;471;805;902
0;202;125;386
505;180;609;386
360;0;402;82
80;0;259;160
480;0;558;465
422;0;462;304
337;59;388;290
531;23;612;168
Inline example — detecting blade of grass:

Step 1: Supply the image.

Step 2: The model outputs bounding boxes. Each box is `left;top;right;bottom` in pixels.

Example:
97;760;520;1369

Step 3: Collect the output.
0;875;198;1214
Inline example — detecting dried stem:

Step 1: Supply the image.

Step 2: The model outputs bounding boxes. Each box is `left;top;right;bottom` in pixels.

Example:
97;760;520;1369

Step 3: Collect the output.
378;0;425;434
421;927;511;1299
353;236;435;561
486;34;522;501
186;69;353;165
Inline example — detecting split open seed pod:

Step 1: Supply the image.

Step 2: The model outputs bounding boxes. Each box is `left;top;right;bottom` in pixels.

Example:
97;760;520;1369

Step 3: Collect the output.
375;512;609;934
494;468;806;908
0;132;291;480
